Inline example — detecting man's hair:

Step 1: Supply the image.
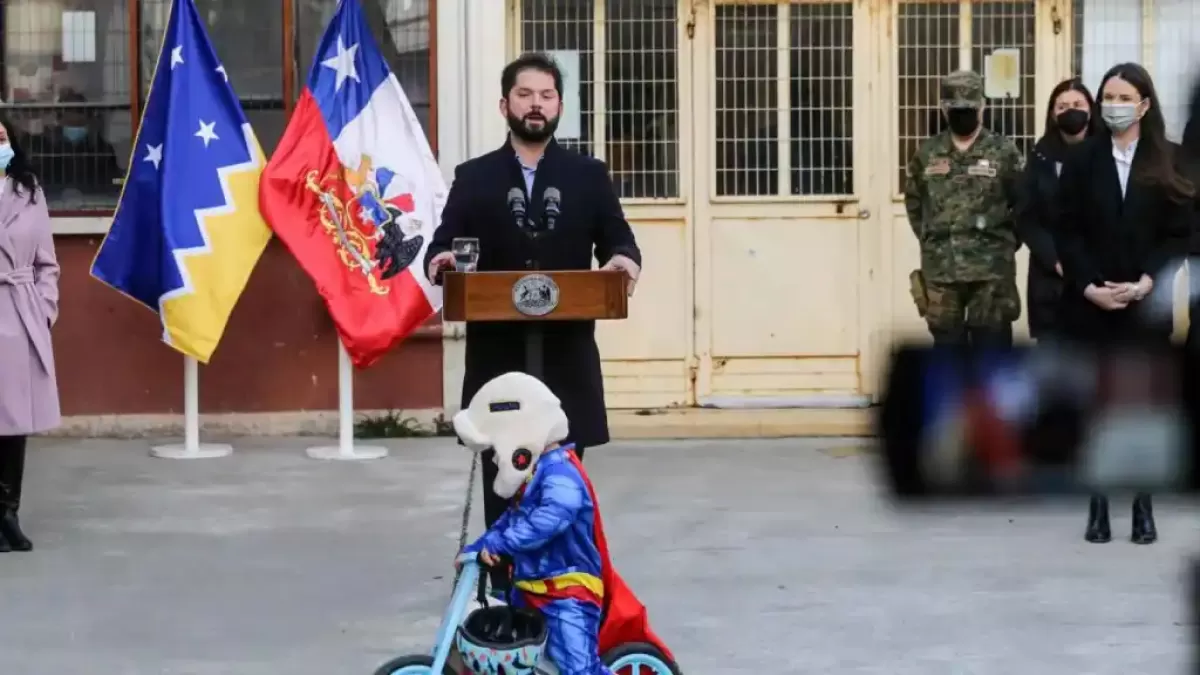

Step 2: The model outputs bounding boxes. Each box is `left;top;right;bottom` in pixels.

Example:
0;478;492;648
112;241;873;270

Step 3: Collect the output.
500;52;563;99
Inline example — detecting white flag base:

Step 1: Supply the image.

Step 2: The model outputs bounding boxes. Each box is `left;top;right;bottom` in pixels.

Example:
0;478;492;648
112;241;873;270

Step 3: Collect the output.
151;443;234;460
305;340;389;461
151;356;233;460
304;444;388;461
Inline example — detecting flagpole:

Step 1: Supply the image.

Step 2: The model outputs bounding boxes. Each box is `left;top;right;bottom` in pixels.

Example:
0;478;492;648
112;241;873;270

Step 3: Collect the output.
151;356;234;459
305;340;388;461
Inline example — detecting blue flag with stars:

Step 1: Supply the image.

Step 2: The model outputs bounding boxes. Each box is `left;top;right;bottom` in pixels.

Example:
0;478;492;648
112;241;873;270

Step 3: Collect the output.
90;0;272;364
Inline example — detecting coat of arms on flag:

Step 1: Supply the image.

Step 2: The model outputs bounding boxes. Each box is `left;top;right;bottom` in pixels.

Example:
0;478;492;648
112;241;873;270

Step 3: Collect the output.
304;154;425;296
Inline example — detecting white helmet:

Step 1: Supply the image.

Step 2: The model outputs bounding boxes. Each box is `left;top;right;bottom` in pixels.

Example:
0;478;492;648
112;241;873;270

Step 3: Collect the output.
453;372;569;499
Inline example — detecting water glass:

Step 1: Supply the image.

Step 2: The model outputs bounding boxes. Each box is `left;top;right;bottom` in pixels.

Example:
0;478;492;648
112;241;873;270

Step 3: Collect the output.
452;237;480;272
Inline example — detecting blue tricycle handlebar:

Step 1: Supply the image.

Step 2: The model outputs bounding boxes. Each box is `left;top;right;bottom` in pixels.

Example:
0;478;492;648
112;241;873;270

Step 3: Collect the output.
431;553;484;673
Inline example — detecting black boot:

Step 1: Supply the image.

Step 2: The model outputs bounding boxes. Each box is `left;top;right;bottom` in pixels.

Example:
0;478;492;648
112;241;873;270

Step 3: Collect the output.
0;435;30;551
0;525;11;553
1085;495;1111;543
1131;493;1157;545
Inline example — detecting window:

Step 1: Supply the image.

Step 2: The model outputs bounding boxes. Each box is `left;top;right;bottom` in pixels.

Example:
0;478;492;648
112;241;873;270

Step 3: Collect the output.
0;0;436;216
714;2;853;198
519;0;680;200
1073;0;1200;141
141;0;286;154
297;0;434;146
3;0;133;212
895;1;1035;191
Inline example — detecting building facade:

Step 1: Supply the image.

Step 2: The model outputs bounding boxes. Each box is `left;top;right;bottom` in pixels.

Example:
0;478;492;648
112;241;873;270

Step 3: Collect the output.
17;0;1200;423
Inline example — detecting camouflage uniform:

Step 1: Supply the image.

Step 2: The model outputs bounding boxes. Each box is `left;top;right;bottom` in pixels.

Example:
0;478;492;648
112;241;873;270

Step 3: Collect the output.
904;70;1025;346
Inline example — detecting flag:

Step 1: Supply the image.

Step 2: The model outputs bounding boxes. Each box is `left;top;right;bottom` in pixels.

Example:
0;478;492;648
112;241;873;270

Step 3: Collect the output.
90;0;271;363
259;0;446;368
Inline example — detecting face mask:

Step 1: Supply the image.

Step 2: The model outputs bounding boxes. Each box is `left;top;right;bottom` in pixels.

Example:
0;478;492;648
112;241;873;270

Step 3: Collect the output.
0;144;16;170
62;126;88;143
1101;103;1139;132
1055;109;1090;135
946;108;980;137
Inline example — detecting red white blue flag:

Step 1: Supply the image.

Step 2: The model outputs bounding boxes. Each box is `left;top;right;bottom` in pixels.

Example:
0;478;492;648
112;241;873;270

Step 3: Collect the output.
259;0;445;367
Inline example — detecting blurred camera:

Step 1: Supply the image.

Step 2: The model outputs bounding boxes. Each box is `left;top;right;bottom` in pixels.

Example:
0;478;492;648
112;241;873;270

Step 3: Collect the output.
875;341;1200;500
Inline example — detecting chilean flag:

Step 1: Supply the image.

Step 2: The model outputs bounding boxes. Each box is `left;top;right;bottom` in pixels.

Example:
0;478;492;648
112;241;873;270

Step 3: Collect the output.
259;0;445;368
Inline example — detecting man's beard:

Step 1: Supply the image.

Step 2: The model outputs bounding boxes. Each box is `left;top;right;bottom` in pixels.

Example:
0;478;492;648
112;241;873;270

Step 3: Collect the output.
507;110;559;143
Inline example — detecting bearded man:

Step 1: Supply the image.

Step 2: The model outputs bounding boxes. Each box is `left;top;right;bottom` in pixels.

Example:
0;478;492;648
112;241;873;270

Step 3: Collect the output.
424;52;642;595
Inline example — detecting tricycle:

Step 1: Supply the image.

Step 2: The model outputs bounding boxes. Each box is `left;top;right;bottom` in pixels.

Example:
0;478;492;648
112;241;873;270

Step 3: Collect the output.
373;554;681;675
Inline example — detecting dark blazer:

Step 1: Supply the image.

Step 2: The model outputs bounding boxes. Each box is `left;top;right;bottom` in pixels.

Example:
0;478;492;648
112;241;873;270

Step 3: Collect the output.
1054;135;1192;342
1017;136;1068;339
423;139;641;447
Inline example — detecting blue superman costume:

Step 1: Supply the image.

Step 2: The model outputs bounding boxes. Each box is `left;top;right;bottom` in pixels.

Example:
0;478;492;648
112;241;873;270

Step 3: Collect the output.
453;372;673;675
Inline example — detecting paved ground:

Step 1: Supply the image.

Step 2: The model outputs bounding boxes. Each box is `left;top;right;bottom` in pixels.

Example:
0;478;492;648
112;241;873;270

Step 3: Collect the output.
2;436;1198;675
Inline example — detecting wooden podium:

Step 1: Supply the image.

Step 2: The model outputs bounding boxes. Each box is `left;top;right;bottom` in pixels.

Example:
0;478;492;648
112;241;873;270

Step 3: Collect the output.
441;269;629;378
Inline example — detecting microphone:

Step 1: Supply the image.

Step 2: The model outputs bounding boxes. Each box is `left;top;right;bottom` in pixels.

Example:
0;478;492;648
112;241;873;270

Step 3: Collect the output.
542;187;561;232
507;188;527;232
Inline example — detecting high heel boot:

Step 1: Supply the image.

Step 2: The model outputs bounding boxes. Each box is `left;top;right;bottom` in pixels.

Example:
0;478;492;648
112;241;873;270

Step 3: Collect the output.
1131;493;1157;545
1085;495;1111;543
0;435;31;551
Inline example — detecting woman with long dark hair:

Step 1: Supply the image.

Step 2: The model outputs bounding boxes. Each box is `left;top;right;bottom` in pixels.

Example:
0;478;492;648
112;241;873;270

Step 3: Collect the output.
1054;63;1196;545
0;112;60;552
1020;78;1101;340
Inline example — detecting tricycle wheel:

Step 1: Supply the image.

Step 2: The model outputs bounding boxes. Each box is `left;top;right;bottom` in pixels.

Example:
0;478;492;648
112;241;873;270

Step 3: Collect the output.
372;653;456;675
602;642;682;675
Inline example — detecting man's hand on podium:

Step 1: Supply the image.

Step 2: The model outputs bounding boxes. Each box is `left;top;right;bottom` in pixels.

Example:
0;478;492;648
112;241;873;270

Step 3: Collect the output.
601;254;640;297
427;251;455;284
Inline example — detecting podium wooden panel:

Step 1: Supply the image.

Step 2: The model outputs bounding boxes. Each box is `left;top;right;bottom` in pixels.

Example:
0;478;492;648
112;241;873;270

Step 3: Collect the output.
442;270;628;322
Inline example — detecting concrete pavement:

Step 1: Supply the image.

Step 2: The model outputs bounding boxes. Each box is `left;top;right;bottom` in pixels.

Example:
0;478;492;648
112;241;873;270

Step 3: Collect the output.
2;436;1198;674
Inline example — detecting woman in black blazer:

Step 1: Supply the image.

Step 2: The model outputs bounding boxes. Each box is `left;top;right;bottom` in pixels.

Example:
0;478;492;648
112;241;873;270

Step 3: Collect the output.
1020;78;1101;339
1054;62;1196;545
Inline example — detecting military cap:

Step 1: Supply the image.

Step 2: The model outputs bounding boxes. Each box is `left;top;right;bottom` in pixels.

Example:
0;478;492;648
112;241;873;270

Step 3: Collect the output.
941;70;984;108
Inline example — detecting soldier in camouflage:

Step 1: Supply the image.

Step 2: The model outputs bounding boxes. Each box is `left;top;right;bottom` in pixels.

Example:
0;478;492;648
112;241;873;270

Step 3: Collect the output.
905;70;1025;347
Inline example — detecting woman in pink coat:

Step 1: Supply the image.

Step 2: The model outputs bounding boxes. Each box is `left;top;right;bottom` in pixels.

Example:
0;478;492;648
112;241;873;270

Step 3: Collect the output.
0;115;60;552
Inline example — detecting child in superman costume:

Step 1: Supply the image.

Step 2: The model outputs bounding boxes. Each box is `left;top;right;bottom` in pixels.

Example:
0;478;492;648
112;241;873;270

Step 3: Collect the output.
453;372;674;675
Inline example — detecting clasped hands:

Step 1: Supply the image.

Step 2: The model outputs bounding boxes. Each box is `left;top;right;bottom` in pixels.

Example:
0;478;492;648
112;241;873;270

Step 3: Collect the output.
1084;274;1153;311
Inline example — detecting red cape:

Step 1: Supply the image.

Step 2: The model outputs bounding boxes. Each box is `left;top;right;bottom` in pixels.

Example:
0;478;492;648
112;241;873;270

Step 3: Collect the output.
565;451;675;661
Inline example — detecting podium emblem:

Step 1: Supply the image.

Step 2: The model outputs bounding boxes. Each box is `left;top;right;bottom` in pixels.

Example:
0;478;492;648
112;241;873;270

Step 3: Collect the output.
512;273;560;316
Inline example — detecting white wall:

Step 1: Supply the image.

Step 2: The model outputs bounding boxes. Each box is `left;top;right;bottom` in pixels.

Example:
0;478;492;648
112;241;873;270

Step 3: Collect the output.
435;0;509;412
1080;0;1200;141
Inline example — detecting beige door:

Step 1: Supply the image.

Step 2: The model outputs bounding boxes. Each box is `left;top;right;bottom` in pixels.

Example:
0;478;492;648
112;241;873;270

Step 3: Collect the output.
690;0;884;405
512;0;696;408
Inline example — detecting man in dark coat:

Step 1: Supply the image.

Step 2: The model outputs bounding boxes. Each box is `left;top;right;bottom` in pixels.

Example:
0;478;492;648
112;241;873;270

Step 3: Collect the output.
424;52;641;592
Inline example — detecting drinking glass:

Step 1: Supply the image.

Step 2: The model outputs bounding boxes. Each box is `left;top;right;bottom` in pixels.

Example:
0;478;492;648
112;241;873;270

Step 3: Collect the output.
452;237;480;272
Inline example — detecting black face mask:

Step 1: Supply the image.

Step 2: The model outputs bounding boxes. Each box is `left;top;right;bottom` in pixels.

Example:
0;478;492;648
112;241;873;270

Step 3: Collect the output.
945;108;980;136
506;108;560;143
1055;108;1090;135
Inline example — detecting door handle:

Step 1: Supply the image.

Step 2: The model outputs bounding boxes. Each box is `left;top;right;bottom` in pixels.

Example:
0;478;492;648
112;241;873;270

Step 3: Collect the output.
858;208;871;220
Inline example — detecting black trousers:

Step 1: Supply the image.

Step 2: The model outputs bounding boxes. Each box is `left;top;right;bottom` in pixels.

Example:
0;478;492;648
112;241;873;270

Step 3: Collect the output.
480;444;586;591
929;323;1014;348
0;435;26;511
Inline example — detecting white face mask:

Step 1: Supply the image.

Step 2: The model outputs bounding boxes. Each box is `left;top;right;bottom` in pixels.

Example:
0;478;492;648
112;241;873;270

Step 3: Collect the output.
1101;102;1140;132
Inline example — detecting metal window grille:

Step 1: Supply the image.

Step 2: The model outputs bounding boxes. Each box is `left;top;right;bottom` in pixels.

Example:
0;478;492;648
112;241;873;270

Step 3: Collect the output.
714;0;854;198
517;0;681;200
895;1;1036;192
972;2;1036;154
2;0;133;211
896;2;959;192
141;0;286;153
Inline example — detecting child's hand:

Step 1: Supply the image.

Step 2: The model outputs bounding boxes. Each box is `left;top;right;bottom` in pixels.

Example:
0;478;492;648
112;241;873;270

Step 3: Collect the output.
479;549;499;567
